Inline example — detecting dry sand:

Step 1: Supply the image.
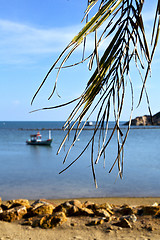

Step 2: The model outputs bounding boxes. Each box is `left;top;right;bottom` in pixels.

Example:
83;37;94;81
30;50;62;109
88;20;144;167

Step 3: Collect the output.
0;197;160;240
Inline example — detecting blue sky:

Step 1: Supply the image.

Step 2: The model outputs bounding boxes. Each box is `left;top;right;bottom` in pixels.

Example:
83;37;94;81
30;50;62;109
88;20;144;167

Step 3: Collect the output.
0;0;159;121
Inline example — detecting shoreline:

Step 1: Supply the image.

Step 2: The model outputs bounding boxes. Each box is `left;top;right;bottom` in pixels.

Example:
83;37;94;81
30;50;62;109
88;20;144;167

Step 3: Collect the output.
2;196;160;206
45;197;160;206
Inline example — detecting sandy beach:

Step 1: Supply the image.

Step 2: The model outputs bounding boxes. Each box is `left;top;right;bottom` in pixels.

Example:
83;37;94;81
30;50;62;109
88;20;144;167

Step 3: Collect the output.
0;197;160;240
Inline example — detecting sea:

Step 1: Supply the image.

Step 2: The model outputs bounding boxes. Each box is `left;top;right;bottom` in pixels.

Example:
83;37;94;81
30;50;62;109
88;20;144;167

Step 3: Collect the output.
0;121;160;200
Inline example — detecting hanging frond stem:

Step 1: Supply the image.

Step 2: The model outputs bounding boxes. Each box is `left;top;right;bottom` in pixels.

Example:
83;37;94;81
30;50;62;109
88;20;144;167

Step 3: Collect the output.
48;43;80;100
61;80;114;164
31;42;74;105
29;96;82;113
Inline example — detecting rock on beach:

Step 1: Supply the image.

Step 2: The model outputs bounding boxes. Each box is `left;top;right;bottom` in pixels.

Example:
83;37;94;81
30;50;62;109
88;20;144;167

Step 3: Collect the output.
0;196;160;240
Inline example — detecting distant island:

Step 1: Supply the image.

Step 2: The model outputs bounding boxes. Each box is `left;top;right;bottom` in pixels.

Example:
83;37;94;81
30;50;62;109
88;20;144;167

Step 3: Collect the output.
124;111;160;126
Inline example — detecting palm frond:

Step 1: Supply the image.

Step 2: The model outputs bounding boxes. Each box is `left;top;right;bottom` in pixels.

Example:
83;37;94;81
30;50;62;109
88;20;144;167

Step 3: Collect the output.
31;0;160;187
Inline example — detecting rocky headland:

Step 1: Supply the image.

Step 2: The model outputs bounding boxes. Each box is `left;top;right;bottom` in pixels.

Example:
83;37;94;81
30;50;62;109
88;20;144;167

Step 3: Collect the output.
124;111;160;126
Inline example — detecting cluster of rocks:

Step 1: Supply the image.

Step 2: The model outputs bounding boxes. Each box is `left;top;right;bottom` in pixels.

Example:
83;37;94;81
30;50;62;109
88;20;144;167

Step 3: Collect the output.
0;197;160;230
124;111;160;126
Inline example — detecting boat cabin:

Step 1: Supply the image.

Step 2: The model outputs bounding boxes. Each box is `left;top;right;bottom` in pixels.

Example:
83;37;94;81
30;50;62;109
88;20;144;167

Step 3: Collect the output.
30;132;42;142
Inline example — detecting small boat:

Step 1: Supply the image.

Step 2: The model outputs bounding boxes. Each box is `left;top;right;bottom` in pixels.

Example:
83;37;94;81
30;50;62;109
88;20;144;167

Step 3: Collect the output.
86;121;93;126
26;131;52;146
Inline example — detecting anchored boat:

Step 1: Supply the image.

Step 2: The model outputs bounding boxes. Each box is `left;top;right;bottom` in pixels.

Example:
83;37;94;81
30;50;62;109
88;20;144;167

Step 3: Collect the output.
26;131;52;146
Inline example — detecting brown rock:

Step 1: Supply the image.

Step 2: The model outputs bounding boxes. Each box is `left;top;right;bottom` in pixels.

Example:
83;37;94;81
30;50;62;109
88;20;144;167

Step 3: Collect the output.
63;201;78;214
3;199;30;209
94;208;111;218
32;217;42;228
53;211;67;221
96;203;113;215
68;200;82;209
83;201;113;215
53;204;67;214
120;214;137;223
39;211;67;229
0;207;3;213
22;217;34;226
31;202;44;209
155;210;160;217
29;199;55;217
0;205;27;222
31;199;56;208
78;207;94;216
113;218;132;228
69;205;80;215
140;206;160;215
54;200;85;217
98;203;112;210
54;202;78;216
83;201;98;210
31;203;54;216
116;205;133;215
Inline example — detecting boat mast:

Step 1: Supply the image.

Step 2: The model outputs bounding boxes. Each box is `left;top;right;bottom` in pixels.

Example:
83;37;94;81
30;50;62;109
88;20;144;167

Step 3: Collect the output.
49;130;51;140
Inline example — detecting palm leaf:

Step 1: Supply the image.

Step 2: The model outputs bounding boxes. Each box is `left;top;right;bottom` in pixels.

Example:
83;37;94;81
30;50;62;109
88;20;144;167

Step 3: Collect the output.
31;0;160;186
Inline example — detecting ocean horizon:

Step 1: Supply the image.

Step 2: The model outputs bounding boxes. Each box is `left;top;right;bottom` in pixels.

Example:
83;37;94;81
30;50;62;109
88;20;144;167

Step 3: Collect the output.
0;121;160;200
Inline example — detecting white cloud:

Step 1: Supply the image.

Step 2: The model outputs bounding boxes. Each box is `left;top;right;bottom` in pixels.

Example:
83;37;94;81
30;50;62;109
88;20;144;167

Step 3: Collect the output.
0;19;81;65
0;7;157;66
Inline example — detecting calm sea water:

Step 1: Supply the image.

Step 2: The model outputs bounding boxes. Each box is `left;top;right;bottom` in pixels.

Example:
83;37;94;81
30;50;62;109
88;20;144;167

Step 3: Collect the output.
0;121;160;200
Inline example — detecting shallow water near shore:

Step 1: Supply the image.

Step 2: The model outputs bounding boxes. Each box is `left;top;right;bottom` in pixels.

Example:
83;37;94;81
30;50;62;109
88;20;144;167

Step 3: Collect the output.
0;121;160;200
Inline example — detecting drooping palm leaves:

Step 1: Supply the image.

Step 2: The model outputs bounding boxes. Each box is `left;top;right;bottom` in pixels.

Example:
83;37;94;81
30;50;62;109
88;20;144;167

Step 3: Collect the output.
31;0;160;187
